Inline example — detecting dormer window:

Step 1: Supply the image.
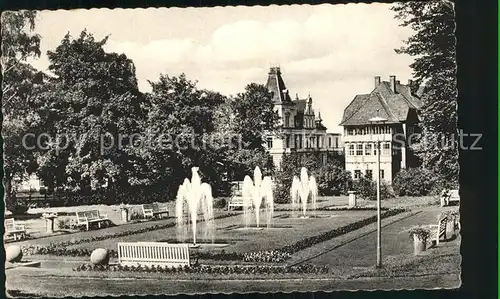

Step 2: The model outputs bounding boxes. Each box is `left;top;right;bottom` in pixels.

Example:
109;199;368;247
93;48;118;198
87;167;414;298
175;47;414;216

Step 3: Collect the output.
284;112;290;127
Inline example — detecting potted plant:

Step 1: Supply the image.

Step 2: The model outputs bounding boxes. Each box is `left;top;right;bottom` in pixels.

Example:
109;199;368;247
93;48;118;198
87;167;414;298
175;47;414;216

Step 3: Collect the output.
409;226;431;255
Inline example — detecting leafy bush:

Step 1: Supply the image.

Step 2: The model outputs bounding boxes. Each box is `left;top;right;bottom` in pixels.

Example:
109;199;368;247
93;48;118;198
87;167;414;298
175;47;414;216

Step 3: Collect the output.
213;197;228;209
408;226;431;244
353;176;393;200
274;151;350;203
392;168;438;196
6;197;29;215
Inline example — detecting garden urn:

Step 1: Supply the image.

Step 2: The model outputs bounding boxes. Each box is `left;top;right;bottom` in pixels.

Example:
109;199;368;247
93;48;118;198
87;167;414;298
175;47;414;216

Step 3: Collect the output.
42;212;58;234
120;204;129;224
413;234;426;255
348;191;357;208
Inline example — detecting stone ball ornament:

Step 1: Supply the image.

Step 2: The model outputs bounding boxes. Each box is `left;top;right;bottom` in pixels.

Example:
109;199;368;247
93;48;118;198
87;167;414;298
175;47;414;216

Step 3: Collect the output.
90;248;110;265
6;245;23;263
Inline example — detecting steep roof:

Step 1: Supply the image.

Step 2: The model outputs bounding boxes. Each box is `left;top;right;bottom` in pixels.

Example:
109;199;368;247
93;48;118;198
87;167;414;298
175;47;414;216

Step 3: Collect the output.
265;67;292;103
340;79;423;126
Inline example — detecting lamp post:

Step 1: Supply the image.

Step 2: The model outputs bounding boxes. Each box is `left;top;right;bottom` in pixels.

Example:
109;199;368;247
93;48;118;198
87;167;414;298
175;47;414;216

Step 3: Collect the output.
369;116;387;268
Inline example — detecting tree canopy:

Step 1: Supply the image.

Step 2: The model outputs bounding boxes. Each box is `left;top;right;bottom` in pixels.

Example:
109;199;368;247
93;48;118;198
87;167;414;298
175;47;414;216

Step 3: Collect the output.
392;0;458;183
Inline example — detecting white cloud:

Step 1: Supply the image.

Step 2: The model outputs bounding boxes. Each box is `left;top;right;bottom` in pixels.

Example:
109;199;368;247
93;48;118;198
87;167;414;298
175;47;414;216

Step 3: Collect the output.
27;4;415;132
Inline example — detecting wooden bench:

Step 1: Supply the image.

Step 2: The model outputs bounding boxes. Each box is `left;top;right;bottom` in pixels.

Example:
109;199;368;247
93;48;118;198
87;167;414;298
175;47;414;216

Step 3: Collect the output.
117;242;190;267
142;203;169;219
440;189;460;206
227;197;252;210
5;218;26;241
75;210;109;231
429;215;448;246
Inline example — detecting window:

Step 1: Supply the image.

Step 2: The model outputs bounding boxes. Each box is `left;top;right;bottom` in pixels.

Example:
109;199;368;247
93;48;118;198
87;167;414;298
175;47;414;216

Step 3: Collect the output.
348;144;355;156
298;135;302;149
294;135;299;148
365;169;373;179
284;113;290;127
354;170;362;179
383;142;391;155
380;170;385;179
356;144;363;155
329;137;332;147
267;138;273;149
335;137;338;148
365;143;372;155
316;136;320;148
285;135;290;148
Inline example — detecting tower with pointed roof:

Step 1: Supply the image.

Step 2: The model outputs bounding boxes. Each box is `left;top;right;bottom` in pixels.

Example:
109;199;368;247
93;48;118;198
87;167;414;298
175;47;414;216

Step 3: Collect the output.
340;75;422;184
264;67;342;167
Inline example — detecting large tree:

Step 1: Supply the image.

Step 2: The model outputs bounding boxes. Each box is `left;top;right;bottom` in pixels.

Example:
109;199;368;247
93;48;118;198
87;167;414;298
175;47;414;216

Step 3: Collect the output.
37;30;146;192
142;74;227;197
225;83;280;179
1;11;43;212
392;1;458;184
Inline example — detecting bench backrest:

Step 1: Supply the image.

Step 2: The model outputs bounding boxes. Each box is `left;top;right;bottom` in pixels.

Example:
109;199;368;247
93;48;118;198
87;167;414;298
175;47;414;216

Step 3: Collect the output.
438;215;447;236
76;210;100;221
153;203;169;213
117;242;190;267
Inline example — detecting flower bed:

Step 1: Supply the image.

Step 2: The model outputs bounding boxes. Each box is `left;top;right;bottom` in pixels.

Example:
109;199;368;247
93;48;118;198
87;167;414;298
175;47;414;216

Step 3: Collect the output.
273;206;389;212
22;212;239;256
73;263;330;275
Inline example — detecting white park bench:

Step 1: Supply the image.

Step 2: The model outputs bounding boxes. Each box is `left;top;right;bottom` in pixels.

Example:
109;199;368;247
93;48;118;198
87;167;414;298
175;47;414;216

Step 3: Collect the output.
117;242;190;267
142;203;169;219
429;215;448;246
4;218;26;241
75;210;109;231
440;189;460;206
227;197;252;210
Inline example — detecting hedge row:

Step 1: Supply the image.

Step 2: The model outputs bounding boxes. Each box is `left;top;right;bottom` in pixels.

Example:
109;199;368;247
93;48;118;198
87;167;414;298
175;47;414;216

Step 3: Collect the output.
21;212;239;256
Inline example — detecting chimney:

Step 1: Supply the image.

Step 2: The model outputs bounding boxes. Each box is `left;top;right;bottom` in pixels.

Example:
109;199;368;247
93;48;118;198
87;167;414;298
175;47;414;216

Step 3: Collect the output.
390;75;396;93
374;76;381;88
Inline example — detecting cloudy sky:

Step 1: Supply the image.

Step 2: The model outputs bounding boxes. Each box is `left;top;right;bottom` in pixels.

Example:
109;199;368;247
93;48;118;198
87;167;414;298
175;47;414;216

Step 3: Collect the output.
27;4;415;133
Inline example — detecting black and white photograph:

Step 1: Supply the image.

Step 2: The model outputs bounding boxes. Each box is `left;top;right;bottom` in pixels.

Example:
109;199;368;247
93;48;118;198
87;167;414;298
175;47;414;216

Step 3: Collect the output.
3;2;462;296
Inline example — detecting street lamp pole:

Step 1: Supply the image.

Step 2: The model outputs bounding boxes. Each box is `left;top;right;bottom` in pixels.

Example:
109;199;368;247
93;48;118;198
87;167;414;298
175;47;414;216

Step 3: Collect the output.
376;137;381;268
369;116;387;269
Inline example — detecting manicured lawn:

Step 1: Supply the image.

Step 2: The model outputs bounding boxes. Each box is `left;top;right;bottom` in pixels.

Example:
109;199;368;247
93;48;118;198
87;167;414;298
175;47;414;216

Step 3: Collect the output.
306;207;460;268
64;210;374;253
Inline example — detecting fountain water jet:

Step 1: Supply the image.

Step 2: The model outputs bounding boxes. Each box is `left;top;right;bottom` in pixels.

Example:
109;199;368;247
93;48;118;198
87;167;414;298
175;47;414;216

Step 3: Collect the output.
242;167;274;228
176;167;215;245
290;167;318;217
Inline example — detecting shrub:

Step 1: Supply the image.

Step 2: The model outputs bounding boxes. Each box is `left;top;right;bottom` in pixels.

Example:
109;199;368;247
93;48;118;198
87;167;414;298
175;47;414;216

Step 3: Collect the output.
273;151;349;203
213;197;228;209
353;176;393;200
392;168;438;196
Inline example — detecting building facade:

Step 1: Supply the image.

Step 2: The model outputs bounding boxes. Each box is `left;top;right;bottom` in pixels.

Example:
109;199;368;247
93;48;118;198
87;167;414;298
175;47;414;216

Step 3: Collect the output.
340;75;423;184
264;67;342;167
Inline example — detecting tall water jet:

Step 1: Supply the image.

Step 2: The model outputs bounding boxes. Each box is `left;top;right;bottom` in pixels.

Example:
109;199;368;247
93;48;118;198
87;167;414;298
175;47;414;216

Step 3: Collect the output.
291;167;318;217
176;167;215;245
242;167;274;228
